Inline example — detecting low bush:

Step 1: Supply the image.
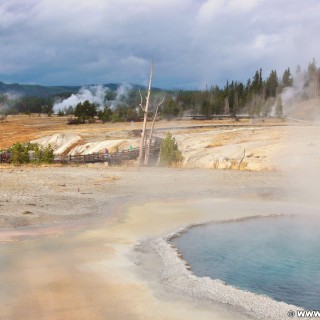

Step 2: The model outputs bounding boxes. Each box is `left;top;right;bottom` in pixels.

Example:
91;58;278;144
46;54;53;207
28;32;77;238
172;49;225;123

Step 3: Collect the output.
10;143;54;164
160;132;184;166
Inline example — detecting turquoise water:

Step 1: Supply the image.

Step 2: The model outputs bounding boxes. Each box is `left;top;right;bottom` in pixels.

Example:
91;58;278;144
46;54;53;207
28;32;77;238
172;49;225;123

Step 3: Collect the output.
172;216;320;309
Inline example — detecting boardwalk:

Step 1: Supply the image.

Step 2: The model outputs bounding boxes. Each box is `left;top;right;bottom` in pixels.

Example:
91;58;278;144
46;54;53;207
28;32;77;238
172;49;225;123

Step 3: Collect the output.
58;147;140;165
0;137;163;165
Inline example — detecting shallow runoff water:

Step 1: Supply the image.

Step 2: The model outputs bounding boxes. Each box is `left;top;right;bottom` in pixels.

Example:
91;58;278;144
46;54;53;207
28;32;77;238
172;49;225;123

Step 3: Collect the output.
172;216;320;310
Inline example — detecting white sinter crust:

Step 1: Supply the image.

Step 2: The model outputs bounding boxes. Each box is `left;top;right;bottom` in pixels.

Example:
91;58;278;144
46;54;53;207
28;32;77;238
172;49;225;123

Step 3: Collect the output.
152;226;300;320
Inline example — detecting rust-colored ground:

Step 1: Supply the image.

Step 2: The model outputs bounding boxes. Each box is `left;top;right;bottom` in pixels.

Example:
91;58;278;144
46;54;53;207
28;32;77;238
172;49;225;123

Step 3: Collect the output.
0;115;296;171
0;115;133;149
0;114;284;150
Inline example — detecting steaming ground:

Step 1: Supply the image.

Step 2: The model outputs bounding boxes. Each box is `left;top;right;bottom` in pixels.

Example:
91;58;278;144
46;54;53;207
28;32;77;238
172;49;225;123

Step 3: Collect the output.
1;165;318;320
3;114;320;171
1;113;320;319
0;166;291;320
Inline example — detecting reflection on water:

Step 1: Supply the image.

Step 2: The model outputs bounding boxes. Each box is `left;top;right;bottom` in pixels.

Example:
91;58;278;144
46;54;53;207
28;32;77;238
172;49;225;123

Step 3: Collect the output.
172;216;320;309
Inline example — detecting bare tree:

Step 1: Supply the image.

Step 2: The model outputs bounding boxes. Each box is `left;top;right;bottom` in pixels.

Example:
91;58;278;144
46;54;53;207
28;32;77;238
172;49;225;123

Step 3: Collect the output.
138;63;154;165
144;95;165;165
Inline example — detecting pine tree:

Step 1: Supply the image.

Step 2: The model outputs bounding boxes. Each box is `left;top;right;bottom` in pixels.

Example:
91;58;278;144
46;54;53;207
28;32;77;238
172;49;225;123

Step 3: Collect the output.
282;68;293;87
252;70;260;93
266;70;279;98
160;133;183;166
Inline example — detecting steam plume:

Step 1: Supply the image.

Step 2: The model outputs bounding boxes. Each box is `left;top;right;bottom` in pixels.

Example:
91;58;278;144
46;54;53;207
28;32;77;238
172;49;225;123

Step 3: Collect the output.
53;83;133;113
53;85;109;113
0;92;21;113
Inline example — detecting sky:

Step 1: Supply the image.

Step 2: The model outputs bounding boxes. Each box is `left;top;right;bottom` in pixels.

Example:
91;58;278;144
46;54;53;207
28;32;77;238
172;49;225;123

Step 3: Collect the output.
0;0;320;89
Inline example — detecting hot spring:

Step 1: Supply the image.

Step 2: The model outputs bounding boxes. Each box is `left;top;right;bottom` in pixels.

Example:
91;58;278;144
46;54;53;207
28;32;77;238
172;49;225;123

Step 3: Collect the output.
172;215;320;310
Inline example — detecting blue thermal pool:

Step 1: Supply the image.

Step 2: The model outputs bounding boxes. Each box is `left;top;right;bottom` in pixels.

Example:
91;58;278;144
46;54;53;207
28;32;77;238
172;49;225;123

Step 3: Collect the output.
172;215;320;309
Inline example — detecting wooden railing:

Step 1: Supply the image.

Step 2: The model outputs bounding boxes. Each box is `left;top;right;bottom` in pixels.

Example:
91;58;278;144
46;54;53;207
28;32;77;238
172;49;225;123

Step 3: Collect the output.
56;138;162;165
1;138;163;165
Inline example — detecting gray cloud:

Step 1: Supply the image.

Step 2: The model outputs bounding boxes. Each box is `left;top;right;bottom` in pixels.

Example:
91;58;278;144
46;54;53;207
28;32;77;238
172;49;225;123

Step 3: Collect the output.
0;0;319;88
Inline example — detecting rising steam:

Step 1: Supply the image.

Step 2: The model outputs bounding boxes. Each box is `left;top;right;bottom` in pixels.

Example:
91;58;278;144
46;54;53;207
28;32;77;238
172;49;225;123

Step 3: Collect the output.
0;92;21;114
53;85;109;113
111;83;132;109
280;64;320;121
272;65;320;208
53;83;132;113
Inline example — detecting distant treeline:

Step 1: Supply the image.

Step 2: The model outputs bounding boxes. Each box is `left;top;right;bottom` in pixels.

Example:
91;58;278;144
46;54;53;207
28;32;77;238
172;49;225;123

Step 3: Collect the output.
1;59;319;121
0;92;73;115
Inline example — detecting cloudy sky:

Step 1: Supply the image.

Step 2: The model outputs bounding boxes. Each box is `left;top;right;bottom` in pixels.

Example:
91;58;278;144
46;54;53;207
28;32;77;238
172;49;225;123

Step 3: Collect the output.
0;0;319;89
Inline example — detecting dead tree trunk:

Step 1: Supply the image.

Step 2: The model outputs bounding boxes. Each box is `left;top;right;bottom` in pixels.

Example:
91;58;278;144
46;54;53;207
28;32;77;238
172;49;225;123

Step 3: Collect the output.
138;63;154;165
144;95;165;165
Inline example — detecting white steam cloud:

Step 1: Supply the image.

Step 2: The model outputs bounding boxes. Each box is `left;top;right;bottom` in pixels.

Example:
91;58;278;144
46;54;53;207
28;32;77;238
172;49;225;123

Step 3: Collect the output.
3;92;21;101
272;66;320;209
53;83;132;113
281;71;307;117
280;70;320;122
53;85;109;113
110;83;132;109
0;92;21;113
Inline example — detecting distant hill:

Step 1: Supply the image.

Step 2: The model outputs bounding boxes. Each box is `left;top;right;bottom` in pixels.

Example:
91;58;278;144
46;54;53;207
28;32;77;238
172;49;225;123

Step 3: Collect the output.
0;81;160;97
0;81;81;97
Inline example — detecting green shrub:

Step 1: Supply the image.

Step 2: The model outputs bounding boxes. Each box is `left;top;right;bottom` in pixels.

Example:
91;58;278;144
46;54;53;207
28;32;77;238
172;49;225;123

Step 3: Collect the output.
42;144;54;163
160;132;184;166
11;143;29;164
10;142;54;165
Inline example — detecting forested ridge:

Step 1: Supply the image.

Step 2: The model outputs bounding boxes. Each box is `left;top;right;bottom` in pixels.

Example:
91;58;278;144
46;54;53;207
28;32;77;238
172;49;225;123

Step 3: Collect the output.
1;59;319;121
